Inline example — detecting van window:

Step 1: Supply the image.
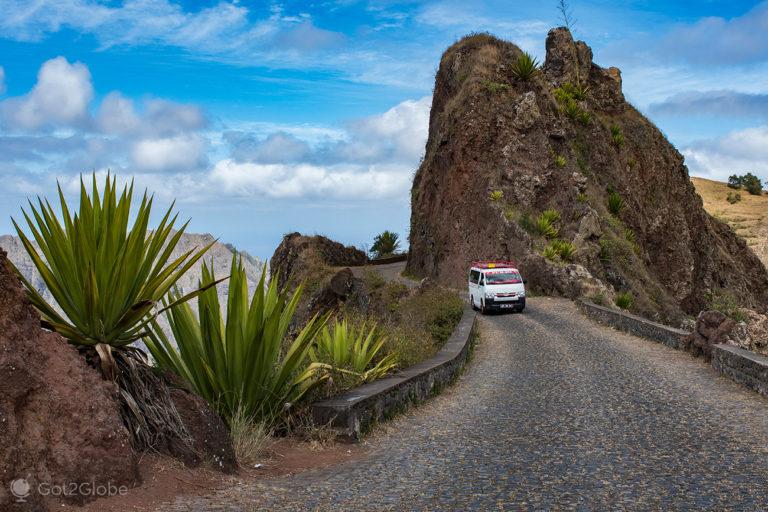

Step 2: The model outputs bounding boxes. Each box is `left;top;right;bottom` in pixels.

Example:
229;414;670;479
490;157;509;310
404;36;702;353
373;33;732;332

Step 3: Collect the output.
485;271;522;284
478;274;484;286
469;270;479;284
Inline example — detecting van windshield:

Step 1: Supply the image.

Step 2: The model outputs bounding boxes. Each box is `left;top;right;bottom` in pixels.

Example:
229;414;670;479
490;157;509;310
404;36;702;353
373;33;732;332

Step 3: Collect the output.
484;272;522;285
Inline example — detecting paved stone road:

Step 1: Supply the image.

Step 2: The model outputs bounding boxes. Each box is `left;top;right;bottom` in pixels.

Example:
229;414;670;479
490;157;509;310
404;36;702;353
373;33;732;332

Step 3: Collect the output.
170;298;768;511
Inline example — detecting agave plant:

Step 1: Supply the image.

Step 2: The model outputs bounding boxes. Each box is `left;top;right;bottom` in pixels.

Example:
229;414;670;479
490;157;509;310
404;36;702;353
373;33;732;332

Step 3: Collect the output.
144;256;329;425
511;52;541;81
12;174;215;350
310;318;398;385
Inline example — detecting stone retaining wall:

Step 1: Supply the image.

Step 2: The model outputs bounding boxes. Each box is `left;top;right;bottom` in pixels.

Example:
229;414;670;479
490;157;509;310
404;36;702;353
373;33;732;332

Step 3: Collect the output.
577;299;768;399
311;306;477;440
576;299;689;349
712;344;768;397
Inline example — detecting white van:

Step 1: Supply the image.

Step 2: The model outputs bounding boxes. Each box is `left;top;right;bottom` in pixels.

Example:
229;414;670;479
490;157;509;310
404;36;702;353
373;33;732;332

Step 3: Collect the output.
468;261;526;314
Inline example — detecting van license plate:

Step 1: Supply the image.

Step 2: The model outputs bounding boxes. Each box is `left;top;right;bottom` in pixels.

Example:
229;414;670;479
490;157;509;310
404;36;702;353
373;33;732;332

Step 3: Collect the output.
500;304;514;309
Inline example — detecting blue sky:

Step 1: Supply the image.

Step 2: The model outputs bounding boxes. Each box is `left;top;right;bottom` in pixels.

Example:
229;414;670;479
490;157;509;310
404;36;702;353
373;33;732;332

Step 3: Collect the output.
1;0;767;258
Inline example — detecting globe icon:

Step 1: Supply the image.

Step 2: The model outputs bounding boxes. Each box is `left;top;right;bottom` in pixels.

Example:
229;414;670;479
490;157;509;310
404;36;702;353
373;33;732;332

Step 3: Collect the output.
10;477;31;501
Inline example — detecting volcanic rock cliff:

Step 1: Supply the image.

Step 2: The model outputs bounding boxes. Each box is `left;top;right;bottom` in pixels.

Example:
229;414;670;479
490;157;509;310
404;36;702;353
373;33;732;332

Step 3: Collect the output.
406;28;768;323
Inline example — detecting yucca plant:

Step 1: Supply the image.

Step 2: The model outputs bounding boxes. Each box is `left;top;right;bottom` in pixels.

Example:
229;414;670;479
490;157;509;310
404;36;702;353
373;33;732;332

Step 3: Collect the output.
615;292;634;310
12;174;215;350
310;318;398;385
489;190;504;201
553;239;576;262
610;124;624;147
12;174;216;451
144;255;329;426
511;52;541;81
607;191;624;215
542;243;560;262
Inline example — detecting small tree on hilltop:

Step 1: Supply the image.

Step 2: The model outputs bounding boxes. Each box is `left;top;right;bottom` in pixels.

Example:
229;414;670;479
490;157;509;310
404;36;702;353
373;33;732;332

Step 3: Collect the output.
742;173;763;195
370;231;401;259
728;173;763;195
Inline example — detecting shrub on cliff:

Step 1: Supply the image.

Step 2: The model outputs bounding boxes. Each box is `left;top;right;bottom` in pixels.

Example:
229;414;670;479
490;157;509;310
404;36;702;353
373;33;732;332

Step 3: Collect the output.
511;52;541;80
371;230;401;259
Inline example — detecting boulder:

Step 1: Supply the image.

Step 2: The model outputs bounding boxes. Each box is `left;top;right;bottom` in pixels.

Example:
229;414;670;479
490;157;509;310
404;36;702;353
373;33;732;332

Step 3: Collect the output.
0;249;140;510
168;382;237;474
684;311;736;360
306;267;370;319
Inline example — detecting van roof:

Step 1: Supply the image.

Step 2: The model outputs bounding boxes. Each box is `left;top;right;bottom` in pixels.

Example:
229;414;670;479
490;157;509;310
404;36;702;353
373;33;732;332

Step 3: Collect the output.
470;261;517;270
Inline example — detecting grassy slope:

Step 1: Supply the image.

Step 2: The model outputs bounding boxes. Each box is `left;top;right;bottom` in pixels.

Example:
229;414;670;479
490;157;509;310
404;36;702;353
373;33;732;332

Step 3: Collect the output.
691;177;768;268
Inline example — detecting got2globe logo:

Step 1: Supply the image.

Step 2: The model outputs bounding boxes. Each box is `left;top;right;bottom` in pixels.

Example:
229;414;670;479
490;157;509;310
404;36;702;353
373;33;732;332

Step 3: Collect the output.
7;476;128;501
9;476;31;502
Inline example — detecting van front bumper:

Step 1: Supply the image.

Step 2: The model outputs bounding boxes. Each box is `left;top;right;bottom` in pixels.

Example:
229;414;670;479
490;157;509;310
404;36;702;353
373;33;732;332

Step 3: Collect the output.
485;297;525;310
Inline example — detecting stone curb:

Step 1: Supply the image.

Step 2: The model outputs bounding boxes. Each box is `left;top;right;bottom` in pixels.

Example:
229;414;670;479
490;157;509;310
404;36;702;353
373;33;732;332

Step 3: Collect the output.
311;305;478;440
577;299;768;399
575;299;689;349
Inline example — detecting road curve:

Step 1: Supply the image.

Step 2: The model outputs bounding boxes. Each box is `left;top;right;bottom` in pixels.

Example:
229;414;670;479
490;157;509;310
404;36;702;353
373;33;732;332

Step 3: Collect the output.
170;298;768;511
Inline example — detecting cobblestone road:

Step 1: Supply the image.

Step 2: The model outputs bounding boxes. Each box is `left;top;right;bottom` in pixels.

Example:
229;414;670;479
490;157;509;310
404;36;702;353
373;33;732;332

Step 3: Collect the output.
170;297;768;511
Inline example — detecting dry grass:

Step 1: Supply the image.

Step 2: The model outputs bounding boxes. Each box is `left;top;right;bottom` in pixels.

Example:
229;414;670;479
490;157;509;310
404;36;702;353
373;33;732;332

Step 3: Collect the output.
692;177;768;267
229;407;274;467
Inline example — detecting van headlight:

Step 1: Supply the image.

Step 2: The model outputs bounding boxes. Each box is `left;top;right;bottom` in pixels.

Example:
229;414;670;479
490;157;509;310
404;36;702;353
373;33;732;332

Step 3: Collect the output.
485;291;495;298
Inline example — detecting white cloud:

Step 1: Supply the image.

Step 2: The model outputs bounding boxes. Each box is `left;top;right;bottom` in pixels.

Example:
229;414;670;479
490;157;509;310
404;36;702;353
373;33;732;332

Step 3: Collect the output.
210;159;412;199
0;67;5;94
226;131;312;164
132;134;207;172
661;2;768;65
649;90;768;119
96;92;141;135
0;57;92;130
683;125;768;179
338;96;430;164
0;0;344;64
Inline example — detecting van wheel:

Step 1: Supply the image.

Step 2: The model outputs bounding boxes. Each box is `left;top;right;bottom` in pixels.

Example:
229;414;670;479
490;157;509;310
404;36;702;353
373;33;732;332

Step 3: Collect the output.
480;299;487;315
470;296;478;311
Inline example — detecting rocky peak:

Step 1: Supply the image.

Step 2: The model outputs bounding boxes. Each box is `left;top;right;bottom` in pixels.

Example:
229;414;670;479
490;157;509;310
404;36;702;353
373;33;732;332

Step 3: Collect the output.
406;29;768;325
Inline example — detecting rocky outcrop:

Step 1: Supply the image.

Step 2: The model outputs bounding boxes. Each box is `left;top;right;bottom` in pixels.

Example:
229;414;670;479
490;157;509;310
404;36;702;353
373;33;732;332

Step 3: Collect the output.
0;249;140;509
270;232;367;290
406;28;768;324
307;267;370;318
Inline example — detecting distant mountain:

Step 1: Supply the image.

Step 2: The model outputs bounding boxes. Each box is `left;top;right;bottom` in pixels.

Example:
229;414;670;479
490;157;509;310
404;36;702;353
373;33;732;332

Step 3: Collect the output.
0;232;264;344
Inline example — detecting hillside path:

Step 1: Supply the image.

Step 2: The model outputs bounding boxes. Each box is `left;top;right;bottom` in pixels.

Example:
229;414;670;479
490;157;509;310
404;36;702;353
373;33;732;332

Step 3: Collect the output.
168;297;768;511
349;260;419;289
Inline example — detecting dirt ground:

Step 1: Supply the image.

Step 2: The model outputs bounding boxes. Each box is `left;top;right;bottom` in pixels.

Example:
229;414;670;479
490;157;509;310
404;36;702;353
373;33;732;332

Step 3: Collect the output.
56;439;365;512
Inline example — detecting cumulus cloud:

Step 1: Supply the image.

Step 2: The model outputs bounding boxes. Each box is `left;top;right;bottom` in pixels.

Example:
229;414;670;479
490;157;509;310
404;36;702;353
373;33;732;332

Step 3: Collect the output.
132;134;207;172
334;96;431;164
225;131;312;164
661;2;768;65
0;57;92;130
0;58;209;175
210;160;412;199
650;90;768;119
683;125;768;179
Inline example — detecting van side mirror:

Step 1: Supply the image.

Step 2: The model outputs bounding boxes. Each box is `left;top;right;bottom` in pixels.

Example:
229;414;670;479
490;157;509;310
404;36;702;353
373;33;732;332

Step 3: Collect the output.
523;279;528;285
